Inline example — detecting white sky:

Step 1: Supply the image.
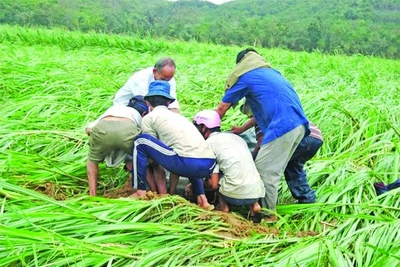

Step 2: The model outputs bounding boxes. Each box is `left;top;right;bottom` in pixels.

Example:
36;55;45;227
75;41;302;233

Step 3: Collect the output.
206;0;233;4
169;0;234;5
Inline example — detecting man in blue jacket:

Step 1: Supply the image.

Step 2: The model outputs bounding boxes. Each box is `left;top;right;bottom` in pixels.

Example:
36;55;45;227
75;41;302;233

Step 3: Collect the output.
216;48;309;221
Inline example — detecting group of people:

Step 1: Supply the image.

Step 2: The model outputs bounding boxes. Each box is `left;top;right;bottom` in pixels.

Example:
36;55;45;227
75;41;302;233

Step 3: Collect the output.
86;49;323;222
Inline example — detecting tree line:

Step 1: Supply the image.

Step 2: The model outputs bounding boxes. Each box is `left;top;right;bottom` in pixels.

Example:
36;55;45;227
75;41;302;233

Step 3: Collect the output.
1;0;399;58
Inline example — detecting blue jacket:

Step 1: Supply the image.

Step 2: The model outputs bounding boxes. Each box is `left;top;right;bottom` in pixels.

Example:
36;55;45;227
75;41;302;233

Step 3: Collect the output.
223;68;309;145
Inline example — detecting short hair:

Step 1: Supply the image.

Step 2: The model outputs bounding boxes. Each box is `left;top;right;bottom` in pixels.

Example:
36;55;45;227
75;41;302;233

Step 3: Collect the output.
146;95;170;107
154;57;176;73
236;48;259;64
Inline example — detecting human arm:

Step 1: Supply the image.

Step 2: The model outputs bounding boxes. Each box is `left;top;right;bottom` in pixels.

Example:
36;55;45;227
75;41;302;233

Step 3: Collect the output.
86;160;99;196
216;80;248;119
215;102;231;119
231;117;257;134
252;132;264;160
204;173;219;191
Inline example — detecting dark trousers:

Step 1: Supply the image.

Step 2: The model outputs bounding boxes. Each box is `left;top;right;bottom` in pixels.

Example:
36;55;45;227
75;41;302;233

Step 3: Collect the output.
132;134;216;195
285;136;323;203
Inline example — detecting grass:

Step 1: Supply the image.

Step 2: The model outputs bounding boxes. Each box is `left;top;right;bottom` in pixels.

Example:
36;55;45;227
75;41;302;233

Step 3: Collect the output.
0;24;399;266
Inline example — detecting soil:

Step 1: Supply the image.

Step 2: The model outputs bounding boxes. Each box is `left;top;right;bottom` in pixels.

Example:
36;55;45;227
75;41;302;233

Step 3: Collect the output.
35;182;67;200
36;180;318;239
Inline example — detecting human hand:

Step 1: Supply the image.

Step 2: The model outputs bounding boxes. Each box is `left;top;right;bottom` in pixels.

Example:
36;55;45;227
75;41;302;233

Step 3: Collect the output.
231;126;244;134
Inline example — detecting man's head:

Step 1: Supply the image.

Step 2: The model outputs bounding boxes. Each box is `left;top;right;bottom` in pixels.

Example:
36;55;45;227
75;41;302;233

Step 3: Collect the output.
153;57;176;82
127;95;149;117
193;110;221;139
236;48;259;64
145;81;175;108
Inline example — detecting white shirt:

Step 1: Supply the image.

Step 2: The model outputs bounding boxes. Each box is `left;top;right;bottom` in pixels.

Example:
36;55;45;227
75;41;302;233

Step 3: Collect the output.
207;132;265;199
113;67;179;109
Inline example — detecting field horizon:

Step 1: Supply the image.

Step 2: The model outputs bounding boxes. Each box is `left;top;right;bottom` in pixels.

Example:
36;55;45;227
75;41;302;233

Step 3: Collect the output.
1;25;399;266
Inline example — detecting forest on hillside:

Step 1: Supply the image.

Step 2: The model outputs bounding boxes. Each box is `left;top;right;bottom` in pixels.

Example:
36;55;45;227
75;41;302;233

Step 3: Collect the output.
1;0;399;58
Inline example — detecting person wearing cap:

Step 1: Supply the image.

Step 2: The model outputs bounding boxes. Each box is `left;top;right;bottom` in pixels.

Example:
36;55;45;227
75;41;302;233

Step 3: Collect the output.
192;110;265;219
131;81;217;210
215;48;310;222
113;57;180;113
85;96;167;196
113;57;181;194
232;100;323;204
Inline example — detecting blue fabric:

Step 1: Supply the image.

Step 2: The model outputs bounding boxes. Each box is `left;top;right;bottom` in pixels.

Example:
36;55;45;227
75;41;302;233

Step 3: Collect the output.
133;134;215;194
220;193;259;206
285;136;323;203
374;179;400;196
145;81;175;102
222;68;309;145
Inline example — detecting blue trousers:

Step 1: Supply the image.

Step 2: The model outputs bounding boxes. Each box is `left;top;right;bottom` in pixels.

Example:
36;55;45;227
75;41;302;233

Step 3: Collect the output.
132;134;216;195
285;136;323;203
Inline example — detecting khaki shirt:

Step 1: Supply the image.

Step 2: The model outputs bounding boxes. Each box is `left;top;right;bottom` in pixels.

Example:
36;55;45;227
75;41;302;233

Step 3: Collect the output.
207;132;265;199
141;106;215;159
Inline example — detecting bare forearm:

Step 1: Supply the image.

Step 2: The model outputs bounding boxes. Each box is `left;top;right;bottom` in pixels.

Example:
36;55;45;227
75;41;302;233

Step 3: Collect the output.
231;117;257;134
87;160;99;196
242;117;257;131
215;102;231;119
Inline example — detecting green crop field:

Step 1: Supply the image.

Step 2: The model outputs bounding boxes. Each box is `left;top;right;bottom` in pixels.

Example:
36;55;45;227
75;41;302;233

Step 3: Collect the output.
1;25;399;266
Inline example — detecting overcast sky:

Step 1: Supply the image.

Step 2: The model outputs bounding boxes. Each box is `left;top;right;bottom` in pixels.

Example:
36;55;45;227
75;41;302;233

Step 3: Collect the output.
169;0;234;5
206;0;233;4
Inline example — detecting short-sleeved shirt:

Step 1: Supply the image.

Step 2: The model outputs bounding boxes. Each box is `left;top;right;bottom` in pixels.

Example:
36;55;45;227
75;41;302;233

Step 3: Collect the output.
207;132;265;199
113;67;179;109
87;105;142;129
222;68;309;145
141;106;215;159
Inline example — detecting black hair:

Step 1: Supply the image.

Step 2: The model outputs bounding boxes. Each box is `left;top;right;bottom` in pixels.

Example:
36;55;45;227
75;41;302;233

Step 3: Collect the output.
154;57;176;72
193;121;221;136
146;95;170;107
236;48;259;64
208;127;221;133
127;96;149;117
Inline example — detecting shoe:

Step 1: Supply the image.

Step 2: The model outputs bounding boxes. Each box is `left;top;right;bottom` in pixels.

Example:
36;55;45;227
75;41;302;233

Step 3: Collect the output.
248;213;262;223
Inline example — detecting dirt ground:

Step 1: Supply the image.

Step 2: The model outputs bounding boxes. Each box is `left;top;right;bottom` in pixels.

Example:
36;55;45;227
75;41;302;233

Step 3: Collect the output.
37;180;318;239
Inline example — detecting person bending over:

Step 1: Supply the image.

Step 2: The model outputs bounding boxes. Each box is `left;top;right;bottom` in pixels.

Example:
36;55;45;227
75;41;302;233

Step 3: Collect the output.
130;81;216;210
192;110;265;218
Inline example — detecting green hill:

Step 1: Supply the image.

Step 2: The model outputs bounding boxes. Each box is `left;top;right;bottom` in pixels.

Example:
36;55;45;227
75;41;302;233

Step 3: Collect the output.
0;0;399;58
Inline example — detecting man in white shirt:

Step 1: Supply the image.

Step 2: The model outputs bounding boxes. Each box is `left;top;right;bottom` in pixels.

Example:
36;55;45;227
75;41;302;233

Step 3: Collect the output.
113;57;181;192
113;57;180;113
